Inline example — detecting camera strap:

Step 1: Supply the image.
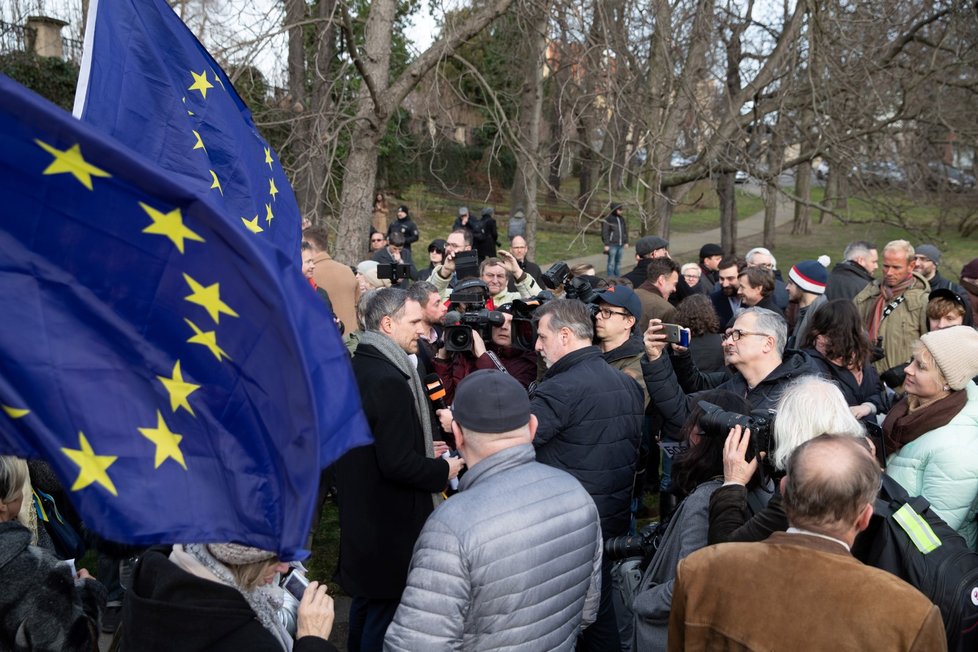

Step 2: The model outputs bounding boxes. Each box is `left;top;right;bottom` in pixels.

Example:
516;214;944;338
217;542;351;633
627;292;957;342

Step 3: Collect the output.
880;295;906;321
484;351;509;374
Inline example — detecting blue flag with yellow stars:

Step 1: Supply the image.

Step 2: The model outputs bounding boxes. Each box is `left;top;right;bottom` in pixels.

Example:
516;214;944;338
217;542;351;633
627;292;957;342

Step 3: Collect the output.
0;75;370;560
74;0;300;261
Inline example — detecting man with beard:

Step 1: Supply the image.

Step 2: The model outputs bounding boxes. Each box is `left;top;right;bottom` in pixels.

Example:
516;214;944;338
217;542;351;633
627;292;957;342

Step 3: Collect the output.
709;255;744;327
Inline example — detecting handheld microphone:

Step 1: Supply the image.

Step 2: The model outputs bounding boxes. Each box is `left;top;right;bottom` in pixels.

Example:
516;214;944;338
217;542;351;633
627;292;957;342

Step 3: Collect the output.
424;373;448;410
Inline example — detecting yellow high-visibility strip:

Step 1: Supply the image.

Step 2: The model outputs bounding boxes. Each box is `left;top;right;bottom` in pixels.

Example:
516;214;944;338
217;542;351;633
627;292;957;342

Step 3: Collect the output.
893;503;942;554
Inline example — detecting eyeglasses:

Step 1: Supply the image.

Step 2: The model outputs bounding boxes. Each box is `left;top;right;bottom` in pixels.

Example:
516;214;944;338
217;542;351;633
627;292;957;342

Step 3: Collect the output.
370;238;385;243
721;329;771;342
597;308;631;319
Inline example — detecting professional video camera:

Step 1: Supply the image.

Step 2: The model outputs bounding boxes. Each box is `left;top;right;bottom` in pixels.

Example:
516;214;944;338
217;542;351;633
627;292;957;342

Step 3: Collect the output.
443;279;505;352
540;261;603;304
508;293;551;351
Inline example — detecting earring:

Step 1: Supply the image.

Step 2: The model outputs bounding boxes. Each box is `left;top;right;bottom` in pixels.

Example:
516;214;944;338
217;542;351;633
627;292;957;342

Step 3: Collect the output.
943;385;951;392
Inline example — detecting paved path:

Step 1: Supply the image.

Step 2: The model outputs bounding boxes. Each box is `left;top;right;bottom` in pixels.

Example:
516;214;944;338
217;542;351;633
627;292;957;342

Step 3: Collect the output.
560;193;794;273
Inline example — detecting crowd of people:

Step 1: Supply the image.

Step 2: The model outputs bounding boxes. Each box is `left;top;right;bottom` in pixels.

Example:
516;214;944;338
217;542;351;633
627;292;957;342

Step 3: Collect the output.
3;198;978;651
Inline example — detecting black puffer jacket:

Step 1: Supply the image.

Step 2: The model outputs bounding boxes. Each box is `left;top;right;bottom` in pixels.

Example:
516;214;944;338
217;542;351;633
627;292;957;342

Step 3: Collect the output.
531;346;644;538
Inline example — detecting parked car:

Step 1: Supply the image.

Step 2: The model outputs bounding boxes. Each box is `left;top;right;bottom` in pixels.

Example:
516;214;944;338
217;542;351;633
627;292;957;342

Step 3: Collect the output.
851;161;906;187
734;170;749;183
926;162;976;191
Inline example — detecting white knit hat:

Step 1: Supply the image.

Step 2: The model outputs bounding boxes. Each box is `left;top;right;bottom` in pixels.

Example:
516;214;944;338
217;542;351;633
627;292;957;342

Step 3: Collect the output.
919;326;978;391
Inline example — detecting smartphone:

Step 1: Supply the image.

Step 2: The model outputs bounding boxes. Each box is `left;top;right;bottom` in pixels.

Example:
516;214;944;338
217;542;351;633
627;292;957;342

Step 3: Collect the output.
661;323;691;347
281;568;309;601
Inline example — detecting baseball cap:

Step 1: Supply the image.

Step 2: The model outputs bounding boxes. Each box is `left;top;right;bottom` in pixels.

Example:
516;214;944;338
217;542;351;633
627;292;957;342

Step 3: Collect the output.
596;285;642;320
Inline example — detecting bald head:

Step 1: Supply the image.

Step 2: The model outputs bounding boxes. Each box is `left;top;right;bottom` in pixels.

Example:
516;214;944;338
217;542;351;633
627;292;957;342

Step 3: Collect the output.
782;434;879;538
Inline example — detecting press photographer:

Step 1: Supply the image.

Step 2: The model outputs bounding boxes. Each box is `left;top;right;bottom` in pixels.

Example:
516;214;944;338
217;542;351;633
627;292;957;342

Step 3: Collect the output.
433;280;537;405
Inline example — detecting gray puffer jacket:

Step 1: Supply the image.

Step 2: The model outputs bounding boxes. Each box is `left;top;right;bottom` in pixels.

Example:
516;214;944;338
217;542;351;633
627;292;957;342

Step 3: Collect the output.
385;444;602;651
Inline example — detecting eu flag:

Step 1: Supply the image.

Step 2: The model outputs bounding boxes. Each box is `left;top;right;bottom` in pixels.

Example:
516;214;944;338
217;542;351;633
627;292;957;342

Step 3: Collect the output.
0;74;370;560
74;0;301;261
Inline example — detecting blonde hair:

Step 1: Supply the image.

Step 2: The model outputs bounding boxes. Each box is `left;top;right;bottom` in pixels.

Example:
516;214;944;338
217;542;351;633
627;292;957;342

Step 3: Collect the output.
884;239;914;263
228;558;281;591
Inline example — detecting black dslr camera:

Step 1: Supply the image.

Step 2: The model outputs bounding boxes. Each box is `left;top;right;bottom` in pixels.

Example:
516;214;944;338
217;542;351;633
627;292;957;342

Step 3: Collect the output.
698;401;776;476
540;261;603;305
442;279;505;352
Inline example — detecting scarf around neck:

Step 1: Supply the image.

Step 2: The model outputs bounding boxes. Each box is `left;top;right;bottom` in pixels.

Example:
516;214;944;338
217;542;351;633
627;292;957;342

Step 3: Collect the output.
868;275;916;341
357;330;440;506
882;389;968;455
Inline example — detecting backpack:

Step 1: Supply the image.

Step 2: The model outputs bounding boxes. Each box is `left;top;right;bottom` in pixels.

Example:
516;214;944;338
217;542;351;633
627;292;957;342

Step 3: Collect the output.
853;475;978;652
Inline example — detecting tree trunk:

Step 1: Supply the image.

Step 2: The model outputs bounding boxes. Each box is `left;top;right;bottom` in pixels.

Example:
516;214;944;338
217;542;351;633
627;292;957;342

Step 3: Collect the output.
717;172;737;253
819;163;837;224
510;0;550;260
332;0;517;264
792;161;813;235
763;179;777;251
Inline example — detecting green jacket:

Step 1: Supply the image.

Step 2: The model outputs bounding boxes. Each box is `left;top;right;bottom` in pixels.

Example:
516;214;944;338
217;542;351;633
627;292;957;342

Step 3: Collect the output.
853;272;930;374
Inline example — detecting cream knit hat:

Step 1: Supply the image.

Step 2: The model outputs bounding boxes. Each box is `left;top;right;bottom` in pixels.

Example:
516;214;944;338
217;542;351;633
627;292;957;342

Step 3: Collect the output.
919;326;978;391
207;543;277;566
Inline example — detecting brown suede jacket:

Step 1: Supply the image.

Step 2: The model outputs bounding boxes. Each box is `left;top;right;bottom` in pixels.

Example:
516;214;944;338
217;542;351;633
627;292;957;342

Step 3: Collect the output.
669;532;946;651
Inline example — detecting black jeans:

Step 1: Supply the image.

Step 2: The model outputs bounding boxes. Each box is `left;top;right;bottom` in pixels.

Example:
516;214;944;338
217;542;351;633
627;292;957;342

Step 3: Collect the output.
348;596;399;652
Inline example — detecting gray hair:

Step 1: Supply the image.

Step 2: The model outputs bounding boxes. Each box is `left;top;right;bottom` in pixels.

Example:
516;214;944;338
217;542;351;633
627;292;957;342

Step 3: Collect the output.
534;299;594;342
746;246;777;270
359;287;410;331
771;376;865;471
843;240;875;262
739;307;788;355
0;456;28;502
407;281;438;305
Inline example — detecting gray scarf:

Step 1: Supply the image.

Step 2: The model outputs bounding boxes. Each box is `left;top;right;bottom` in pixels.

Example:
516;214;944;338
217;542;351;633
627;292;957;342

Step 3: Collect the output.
357;330;440;507
181;544;292;651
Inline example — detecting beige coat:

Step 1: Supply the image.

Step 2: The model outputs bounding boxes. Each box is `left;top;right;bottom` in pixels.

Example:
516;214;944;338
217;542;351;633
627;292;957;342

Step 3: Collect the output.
312;252;358;331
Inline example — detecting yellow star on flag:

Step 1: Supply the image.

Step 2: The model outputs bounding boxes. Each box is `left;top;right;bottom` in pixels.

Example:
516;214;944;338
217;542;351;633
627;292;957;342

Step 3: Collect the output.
138;411;187;470
185;319;231;362
192;130;206;152
183;273;239;323
209;170;223;195
264;203;274;226
62;432;118;496
157;360;200;415
264;147;273;170
269;177;278;201
140;202;205;254
2;405;29;418
242;215;264;234
188;70;214;99
34;140;111;190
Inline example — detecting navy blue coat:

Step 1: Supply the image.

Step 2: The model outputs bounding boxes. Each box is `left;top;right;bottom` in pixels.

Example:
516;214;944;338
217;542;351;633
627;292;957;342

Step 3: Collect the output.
530;347;644;538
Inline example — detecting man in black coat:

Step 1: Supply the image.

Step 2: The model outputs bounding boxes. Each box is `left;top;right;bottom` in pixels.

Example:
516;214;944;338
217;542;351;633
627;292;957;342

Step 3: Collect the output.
530;298;644;651
335;288;464;652
825;240;877;301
